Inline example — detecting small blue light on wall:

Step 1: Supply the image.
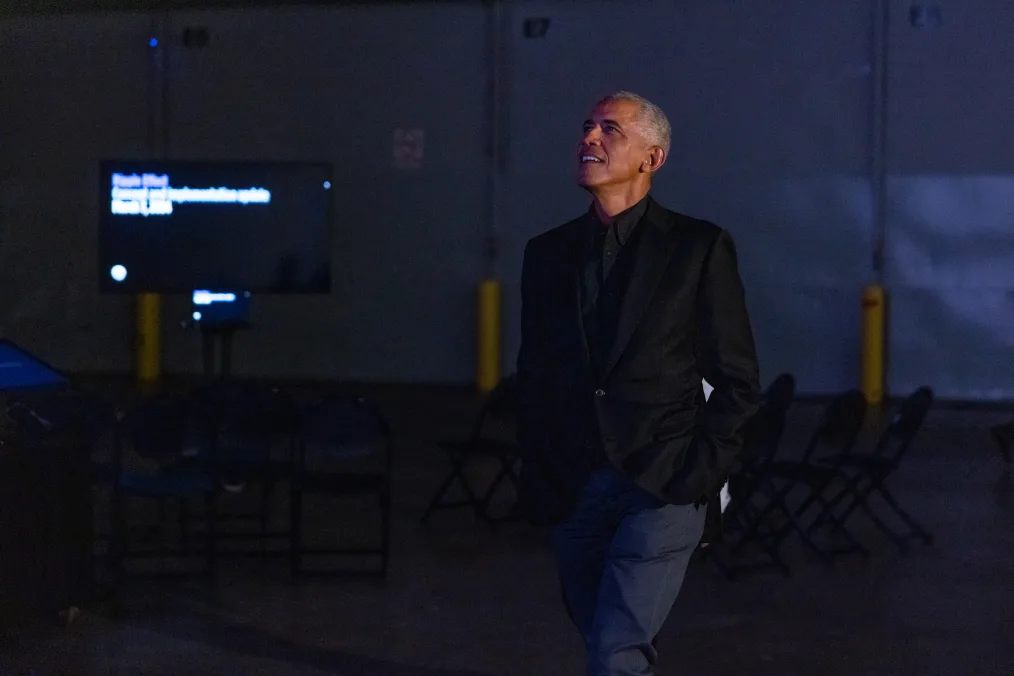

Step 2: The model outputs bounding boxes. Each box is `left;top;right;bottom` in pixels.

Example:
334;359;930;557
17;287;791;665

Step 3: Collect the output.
149;37;159;48
523;17;550;39
909;4;942;28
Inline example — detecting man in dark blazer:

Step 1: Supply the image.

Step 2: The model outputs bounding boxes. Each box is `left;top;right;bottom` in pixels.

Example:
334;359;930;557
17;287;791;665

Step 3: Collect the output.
516;91;761;675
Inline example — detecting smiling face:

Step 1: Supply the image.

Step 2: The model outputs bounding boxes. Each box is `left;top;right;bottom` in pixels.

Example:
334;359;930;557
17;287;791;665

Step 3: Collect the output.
577;99;655;192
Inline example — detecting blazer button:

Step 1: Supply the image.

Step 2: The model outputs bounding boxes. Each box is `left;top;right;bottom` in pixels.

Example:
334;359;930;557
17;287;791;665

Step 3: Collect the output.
594;389;606;397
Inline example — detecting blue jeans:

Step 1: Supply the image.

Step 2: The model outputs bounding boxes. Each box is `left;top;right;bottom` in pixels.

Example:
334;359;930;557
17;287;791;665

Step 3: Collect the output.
551;466;706;676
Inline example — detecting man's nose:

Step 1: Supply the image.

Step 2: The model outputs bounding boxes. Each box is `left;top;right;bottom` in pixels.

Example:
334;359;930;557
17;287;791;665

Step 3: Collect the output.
582;126;601;145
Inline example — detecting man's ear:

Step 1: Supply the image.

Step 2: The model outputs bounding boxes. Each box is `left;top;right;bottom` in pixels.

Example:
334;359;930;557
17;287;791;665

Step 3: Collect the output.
641;146;667;173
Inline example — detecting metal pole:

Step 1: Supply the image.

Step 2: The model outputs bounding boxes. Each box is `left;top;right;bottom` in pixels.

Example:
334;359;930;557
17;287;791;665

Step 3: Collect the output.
870;0;889;281
477;0;505;391
137;14;168;384
862;0;890;405
147;12;168;159
486;0;503;279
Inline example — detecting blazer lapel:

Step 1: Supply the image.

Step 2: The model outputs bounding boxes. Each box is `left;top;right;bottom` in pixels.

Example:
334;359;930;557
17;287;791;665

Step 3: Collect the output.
601;199;680;378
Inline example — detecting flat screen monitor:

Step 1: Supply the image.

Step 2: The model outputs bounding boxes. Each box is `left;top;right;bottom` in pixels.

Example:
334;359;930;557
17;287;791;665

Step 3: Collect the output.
98;160;332;294
191;289;251;327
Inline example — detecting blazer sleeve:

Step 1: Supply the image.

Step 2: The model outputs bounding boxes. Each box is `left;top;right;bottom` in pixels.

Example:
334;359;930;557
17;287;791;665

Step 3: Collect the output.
695;228;762;492
516;239;544;462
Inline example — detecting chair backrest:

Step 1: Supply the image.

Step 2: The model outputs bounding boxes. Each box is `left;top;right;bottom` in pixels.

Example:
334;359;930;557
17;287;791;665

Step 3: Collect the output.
191;381;298;448
116;392;193;461
801;389;867;462
298;394;391;465
469;374;519;442
764;373;797;413
742;373;797;462
871;386;934;462
4;389;114;444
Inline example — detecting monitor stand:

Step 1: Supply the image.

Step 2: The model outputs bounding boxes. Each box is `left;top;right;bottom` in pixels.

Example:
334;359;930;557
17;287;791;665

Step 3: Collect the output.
189;289;253;379
200;321;252;379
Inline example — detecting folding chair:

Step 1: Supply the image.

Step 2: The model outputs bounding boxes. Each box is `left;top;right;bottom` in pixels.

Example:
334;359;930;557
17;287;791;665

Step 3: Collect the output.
109;392;219;580
180;381;300;557
706;373;797;578
807;386;934;550
421;375;520;527
290;393;392;577
730;390;870;567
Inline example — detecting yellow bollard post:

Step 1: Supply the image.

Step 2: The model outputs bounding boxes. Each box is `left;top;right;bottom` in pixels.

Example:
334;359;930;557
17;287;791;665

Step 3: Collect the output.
477;279;502;392
861;285;885;406
136;293;161;383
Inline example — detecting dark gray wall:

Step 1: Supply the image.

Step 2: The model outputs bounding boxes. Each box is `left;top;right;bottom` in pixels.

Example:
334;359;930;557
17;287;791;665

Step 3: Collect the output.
0;14;146;371
884;0;1014;399
500;0;873;395
1;5;489;382
2;0;1013;398
159;5;489;380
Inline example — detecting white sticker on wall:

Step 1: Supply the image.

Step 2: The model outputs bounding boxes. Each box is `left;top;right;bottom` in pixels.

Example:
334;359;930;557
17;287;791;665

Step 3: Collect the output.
392;128;425;170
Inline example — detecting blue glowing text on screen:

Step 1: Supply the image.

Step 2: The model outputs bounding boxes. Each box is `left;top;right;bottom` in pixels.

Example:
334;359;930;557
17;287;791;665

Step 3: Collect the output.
110;172;271;217
192;290;238;305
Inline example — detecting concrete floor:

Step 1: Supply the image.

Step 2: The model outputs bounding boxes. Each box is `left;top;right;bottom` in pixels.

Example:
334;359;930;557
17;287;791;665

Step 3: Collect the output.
2;384;1012;675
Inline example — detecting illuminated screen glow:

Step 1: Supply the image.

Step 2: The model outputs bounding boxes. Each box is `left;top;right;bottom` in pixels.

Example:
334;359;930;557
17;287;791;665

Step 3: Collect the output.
110;172;272;216
0;341;67;390
98;160;332;294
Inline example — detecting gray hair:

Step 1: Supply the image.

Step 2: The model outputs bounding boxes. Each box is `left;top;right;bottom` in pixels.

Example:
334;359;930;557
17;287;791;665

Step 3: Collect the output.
599;91;671;155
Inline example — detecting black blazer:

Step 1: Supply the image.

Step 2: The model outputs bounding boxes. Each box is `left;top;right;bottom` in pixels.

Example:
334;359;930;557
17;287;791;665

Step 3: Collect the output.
516;197;762;528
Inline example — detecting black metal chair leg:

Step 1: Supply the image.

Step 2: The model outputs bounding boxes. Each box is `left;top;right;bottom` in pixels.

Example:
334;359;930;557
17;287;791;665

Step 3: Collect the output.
179;497;190;551
728;492;784;557
260;479;274;558
805;478;858;534
290;485;303;578
477;464;514;523
877;486;932;544
111;490;127;583
421;454;483;522
811;491;869;558
380;489;391;575
823;479;879;534
420;469;460;522
205;492;217;579
783;508;834;566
